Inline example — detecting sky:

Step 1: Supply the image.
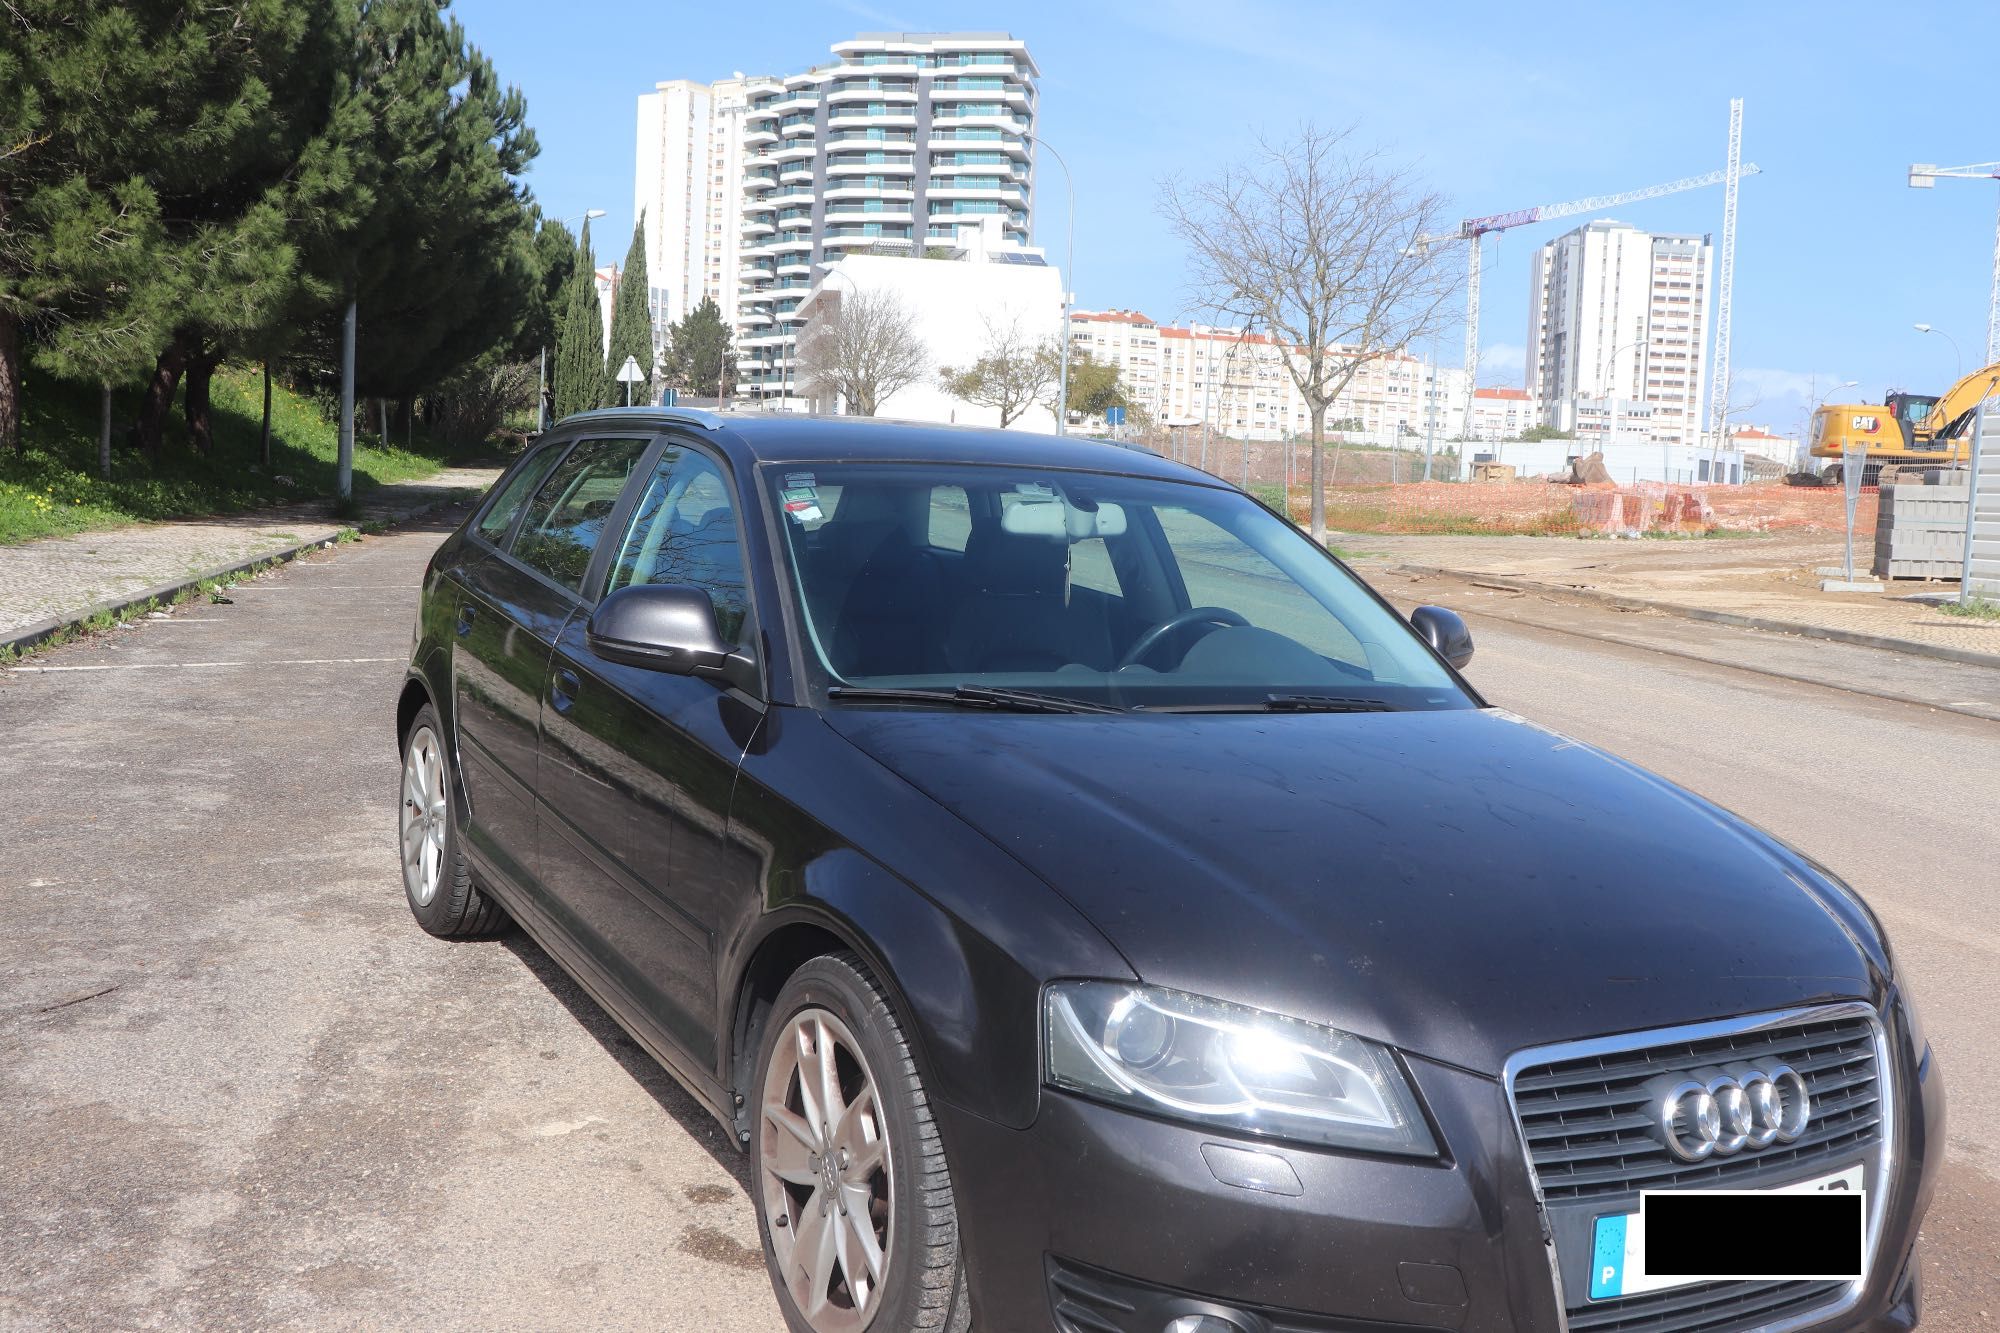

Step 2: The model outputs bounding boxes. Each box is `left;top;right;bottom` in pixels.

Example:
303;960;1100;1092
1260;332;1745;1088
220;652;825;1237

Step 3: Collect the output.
457;0;1998;439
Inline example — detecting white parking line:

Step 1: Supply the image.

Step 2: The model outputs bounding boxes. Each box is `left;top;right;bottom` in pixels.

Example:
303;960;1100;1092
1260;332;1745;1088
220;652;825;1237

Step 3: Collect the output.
11;657;402;673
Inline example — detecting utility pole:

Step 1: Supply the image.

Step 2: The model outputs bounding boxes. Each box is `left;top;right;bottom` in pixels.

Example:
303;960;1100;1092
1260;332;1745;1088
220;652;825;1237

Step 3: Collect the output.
338;297;355;502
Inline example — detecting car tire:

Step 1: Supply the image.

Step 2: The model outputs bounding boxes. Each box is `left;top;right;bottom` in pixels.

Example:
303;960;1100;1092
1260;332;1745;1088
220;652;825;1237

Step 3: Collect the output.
751;952;970;1333
398;704;508;939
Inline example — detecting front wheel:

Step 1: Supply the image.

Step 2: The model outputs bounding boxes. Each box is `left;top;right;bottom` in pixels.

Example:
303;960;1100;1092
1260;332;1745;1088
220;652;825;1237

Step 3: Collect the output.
751;953;969;1333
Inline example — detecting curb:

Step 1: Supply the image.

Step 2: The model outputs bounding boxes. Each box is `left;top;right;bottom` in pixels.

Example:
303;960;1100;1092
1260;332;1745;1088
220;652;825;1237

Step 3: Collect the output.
1389;563;2000;671
0;491;474;658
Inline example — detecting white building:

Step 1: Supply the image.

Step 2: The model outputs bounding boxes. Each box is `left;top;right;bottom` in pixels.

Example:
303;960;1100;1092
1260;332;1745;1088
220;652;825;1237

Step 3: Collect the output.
637;33;1041;406
635;74;779;345
1527;220;1713;449
797;219;1063;429
1067;311;1468;445
1465;385;1539;441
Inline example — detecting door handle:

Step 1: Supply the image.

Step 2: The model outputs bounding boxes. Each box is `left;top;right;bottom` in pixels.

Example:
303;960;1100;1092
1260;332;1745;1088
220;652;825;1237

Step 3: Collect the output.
455;602;478;636
551;668;580;714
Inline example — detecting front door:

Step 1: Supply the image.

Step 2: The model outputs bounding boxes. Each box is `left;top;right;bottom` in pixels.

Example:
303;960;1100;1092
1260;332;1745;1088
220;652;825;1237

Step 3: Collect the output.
538;439;761;1070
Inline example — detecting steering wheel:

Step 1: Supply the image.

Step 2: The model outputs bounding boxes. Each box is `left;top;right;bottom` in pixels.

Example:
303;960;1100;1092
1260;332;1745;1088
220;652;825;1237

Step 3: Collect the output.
1117;606;1250;670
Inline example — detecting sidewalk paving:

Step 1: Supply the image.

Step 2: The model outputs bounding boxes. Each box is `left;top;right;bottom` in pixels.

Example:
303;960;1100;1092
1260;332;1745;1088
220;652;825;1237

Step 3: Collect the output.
0;466;501;646
1338;530;2000;665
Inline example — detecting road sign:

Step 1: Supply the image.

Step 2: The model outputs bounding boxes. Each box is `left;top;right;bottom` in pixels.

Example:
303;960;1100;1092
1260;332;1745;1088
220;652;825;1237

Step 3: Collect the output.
1105;406;1126;428
616;356;644;383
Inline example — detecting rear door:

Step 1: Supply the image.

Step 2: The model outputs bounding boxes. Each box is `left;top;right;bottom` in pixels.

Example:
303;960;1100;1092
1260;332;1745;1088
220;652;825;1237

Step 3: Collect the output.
452;435;651;893
450;442;570;885
538;437;761;1071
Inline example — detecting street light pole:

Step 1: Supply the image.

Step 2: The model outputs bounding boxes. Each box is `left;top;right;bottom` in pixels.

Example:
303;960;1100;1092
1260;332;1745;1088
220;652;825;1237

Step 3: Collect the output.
1025;133;1075;434
1914;323;1963;379
338;297;355;502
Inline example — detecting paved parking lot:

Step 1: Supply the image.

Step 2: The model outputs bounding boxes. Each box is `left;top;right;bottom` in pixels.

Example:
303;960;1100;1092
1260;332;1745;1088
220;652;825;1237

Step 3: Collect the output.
2;515;1994;1329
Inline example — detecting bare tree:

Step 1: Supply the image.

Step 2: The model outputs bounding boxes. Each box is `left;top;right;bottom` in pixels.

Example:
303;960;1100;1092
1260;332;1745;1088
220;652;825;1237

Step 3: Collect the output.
938;315;1061;428
796;287;928;417
1160;123;1462;542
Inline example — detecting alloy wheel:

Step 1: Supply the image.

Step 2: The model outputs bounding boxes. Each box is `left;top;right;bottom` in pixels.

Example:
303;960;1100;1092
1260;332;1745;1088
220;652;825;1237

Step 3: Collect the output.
400;726;448;908
760;1007;894;1332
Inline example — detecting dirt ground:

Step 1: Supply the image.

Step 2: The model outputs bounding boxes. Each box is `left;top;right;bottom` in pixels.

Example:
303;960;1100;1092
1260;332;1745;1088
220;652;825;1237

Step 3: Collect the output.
1280;479;1877;537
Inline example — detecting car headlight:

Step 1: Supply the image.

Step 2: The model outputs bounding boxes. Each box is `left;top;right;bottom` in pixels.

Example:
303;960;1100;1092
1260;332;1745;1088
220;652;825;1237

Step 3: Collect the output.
1044;981;1437;1155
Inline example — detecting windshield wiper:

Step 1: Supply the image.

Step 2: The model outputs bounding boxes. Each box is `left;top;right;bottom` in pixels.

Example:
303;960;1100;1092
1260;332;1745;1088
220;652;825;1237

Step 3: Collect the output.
826;684;1126;715
1140;693;1399;714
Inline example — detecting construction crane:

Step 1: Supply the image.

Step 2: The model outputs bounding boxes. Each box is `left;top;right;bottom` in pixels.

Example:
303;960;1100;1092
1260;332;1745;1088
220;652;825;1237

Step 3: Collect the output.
1418;142;1760;446
1907;160;2000;364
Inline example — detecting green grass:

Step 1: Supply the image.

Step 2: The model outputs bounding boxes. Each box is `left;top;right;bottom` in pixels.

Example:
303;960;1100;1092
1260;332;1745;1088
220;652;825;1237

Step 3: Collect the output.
1939;596;2000;621
0;368;493;545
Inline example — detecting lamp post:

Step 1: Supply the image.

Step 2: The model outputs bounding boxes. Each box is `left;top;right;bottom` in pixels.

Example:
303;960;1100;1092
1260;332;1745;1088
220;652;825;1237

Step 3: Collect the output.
1808;378;1858;472
1598;336;1648;461
1914;323;1962;379
541;208;605;430
1024;132;1075;434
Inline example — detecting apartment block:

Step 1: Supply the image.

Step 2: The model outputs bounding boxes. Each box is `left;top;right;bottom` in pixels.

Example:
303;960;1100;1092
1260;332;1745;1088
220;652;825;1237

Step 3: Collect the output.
1526;219;1713;448
637;34;1040;406
635;74;779;346
1068;314;1468;445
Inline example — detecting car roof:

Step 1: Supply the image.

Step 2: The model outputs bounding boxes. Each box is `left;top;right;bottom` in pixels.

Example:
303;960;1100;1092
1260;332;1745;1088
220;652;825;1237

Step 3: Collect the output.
550;409;1218;485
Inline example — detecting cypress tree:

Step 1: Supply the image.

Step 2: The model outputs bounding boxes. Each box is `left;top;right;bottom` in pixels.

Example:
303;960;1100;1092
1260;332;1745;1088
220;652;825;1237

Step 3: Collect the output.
603;217;653;406
552;221;602;420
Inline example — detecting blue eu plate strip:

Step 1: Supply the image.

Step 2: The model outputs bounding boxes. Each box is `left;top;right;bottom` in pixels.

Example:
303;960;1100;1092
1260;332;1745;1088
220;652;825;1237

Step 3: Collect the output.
1590;1214;1628;1299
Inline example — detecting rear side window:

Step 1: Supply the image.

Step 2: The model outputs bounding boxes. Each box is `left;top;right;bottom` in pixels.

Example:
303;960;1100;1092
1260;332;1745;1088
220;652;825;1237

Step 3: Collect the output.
509;437;650;592
475;445;566;544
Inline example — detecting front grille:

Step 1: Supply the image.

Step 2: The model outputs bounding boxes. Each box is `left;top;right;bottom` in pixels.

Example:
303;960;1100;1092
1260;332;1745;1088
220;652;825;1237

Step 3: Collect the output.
1569;1280;1847;1333
1513;1013;1882;1201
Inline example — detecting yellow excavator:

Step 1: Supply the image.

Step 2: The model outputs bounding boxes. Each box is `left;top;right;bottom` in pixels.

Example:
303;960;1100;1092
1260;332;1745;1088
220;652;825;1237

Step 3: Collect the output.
1805;363;2000;484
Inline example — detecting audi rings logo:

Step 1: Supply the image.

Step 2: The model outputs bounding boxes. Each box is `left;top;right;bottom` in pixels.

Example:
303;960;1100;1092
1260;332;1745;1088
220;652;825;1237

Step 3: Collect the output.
1645;1065;1811;1161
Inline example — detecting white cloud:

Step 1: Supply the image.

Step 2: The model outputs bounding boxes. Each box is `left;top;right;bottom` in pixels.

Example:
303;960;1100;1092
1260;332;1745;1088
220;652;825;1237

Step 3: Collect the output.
1480;342;1526;379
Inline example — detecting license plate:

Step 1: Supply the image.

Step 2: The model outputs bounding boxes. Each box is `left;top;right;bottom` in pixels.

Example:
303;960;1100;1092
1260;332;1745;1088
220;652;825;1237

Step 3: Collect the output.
1588;1164;1864;1300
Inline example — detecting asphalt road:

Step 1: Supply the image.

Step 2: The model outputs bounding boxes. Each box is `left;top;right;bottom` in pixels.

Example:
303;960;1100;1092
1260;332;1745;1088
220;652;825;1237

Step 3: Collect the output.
1;517;1993;1330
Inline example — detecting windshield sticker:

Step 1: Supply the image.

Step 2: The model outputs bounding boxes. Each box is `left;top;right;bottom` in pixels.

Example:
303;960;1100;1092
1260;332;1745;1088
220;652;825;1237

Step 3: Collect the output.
782;472;822;523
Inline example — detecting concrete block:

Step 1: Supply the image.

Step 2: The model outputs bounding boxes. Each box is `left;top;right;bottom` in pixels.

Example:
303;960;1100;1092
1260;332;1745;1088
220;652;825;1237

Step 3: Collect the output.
1820;578;1887;592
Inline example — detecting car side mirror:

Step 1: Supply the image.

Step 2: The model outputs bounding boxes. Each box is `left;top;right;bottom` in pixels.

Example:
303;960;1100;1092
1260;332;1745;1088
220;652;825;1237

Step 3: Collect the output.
1409;605;1474;670
587;584;761;695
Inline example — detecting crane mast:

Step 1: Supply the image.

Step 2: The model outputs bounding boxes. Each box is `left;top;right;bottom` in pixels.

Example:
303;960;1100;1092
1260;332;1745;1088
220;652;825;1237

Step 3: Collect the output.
1707;99;1744;458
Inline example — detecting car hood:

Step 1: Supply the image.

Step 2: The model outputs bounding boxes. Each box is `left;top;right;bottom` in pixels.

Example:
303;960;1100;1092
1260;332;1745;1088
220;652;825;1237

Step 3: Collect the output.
821;705;1883;1074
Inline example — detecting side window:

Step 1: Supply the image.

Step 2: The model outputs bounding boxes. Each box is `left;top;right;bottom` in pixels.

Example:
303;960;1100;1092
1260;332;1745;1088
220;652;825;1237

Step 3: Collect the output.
475;444;566;544
608;446;751;644
925;484;971;552
509;437;651;593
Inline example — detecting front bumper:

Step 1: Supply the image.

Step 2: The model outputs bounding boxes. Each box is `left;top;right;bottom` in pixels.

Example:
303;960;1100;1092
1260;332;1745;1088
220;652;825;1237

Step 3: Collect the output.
941;1036;1943;1333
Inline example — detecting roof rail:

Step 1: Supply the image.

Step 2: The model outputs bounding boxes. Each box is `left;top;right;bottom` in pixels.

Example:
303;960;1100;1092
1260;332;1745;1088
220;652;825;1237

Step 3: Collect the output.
554;405;727;432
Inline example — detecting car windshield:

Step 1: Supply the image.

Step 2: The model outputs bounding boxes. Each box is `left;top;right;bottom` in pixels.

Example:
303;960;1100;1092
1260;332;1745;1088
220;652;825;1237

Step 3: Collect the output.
766;462;1473;713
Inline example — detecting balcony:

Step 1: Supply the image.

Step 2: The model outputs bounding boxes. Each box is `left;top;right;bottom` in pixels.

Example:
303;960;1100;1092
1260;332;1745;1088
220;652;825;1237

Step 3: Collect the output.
825;205;913;225
771;92;820;115
827;108;917;131
776;260;813;278
777;212;814;232
769;186;816;209
826;157;914;178
743;124;779;147
825;82;918;104
744;149;781;170
778;164;816;186
824;129;916;152
771;141;817;163
742;171;778;192
824;182;913;201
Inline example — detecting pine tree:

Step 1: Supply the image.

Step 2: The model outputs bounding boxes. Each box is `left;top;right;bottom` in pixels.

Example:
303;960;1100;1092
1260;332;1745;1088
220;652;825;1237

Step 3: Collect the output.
552;221;602;420
603;217;653;406
663;297;735;401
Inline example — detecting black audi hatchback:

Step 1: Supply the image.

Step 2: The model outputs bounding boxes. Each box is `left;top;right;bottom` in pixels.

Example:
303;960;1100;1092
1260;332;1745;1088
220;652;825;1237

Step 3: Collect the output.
397;407;1940;1333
